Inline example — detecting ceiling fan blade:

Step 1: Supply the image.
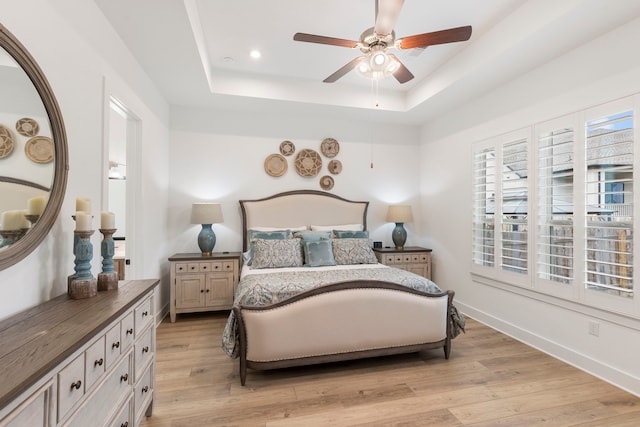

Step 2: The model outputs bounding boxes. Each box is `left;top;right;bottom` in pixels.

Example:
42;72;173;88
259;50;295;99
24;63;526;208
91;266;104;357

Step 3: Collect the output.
374;0;404;36
323;57;364;83
388;54;414;84
293;33;358;48
397;26;472;50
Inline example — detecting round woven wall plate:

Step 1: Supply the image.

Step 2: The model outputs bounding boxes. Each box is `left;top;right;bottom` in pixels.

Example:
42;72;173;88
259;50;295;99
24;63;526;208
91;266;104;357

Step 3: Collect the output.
16;117;39;137
0;125;14;159
328;159;342;174
294;149;322;177
264;153;288;177
320;137;340;158
279;140;295;156
319;175;334;190
25;136;54;163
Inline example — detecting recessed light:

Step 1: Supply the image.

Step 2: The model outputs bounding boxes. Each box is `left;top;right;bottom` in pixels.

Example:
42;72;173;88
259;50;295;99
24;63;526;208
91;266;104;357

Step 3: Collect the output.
250;50;261;59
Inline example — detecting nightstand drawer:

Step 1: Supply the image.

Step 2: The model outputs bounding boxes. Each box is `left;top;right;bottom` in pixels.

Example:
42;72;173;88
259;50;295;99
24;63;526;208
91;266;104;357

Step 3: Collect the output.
175;262;189;273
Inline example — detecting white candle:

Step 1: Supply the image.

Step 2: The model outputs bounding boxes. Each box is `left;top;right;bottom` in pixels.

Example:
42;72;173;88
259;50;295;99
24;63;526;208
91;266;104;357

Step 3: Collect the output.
75;211;92;231
76;197;91;213
27;196;47;215
101;211;115;229
1;210;23;231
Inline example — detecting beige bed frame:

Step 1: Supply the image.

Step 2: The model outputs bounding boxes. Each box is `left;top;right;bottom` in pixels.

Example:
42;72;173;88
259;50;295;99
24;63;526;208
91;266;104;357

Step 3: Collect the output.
235;190;454;385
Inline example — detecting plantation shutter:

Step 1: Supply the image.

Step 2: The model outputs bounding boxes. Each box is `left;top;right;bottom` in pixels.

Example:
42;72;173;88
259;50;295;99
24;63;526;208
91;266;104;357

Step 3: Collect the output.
585;110;634;298
501;137;528;274
472;147;495;267
537;126;574;284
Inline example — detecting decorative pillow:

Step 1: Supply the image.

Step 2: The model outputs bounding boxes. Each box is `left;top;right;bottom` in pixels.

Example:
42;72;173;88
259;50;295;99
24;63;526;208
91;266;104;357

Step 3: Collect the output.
293;230;332;242
246;229;292;265
251;238;303;269
304;240;336;267
333;230;369;239
310;223;364;232
332;238;378;265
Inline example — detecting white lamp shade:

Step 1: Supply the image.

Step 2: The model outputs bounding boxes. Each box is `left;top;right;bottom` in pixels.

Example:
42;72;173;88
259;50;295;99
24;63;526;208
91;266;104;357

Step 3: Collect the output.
386;205;413;223
190;203;223;224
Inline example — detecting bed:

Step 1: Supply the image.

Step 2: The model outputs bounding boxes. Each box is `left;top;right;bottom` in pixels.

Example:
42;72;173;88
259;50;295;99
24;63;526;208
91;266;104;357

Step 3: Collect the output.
222;190;463;385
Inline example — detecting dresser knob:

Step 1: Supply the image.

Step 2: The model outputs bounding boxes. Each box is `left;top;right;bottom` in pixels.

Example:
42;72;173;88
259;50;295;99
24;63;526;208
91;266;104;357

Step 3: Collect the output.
121;423;129;427
112;341;120;349
121;373;129;382
70;380;82;391
126;328;133;335
200;289;204;293
142;346;149;353
94;358;104;367
142;311;148;317
142;385;149;393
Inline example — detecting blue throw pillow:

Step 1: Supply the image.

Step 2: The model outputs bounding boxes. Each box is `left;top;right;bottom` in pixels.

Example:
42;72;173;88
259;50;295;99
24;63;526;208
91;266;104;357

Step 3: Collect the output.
304;240;336;267
333;230;369;239
293;230;332;242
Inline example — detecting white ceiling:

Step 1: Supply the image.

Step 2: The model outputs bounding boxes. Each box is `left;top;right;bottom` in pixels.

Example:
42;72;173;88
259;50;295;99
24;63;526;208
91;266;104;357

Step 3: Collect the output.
94;0;640;125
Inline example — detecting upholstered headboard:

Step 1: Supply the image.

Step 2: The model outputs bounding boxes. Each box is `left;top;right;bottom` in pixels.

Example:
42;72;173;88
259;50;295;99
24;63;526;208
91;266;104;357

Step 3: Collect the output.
240;190;369;251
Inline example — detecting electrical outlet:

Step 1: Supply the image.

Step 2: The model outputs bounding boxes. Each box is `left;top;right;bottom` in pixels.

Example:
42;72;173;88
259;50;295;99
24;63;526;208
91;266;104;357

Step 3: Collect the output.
588;321;600;337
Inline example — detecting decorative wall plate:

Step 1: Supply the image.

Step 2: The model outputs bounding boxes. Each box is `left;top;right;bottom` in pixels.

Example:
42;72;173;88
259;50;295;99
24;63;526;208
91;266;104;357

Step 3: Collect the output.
319;175;334;190
0;125;14;159
15;118;39;137
320;137;340;158
25;136;54;163
264;153;288;177
328;159;342;174
279;140;295;156
294;149;322;177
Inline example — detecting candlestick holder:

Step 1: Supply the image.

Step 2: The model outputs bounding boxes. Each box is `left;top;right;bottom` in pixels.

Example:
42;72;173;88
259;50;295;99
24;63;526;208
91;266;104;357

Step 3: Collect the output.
24;214;40;227
98;228;119;291
0;229;27;246
68;229;97;299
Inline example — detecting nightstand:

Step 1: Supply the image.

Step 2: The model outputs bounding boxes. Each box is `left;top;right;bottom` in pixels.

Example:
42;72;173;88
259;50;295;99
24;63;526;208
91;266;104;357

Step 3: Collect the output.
168;252;241;322
373;246;432;280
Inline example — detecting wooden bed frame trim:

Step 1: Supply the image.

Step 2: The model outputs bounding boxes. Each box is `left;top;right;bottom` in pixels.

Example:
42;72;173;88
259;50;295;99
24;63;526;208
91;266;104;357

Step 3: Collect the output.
240;190;369;251
233;281;454;386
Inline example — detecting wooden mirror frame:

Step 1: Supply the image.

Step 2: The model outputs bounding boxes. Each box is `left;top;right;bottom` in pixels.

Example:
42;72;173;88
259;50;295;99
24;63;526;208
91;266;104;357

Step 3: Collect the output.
0;24;68;270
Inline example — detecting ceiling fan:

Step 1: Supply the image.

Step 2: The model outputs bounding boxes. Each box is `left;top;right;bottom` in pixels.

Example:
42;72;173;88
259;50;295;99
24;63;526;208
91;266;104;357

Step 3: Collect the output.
293;0;472;84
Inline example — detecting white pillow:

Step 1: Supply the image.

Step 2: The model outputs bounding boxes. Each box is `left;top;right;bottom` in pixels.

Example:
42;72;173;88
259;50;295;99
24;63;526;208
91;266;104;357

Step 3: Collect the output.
310;223;363;232
250;226;307;232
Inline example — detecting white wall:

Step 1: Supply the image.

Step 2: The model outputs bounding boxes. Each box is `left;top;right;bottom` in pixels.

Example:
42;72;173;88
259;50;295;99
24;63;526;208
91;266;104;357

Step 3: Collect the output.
168;106;422;255
419;17;640;395
0;0;170;320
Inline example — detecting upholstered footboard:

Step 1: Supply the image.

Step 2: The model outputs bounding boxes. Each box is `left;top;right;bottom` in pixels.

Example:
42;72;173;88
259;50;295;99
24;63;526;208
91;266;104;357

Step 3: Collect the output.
233;281;454;385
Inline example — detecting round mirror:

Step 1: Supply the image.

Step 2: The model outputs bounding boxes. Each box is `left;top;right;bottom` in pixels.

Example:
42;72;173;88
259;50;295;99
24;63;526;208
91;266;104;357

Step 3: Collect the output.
0;24;68;270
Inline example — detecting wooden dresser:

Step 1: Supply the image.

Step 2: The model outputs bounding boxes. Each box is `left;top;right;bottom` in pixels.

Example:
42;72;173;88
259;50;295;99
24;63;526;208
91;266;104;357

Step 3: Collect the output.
373;246;432;280
0;279;159;427
168;252;240;322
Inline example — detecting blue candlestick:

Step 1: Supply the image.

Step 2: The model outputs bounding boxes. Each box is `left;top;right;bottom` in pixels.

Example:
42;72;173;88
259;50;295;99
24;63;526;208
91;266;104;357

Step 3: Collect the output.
98;228;119;290
69;229;97;299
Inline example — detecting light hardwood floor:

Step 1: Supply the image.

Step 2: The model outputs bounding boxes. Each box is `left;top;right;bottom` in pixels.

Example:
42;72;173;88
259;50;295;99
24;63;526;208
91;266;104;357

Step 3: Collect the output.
142;312;640;426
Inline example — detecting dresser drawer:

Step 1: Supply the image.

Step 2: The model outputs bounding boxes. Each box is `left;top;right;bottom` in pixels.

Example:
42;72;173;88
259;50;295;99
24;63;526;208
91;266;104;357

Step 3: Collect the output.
65;354;132;427
174;262;189;273
134;296;153;336
109;398;131;427
133;364;153;423
105;323;122;371
84;336;106;391
57;354;85;422
121;312;135;350
134;328;153;380
1;381;53;427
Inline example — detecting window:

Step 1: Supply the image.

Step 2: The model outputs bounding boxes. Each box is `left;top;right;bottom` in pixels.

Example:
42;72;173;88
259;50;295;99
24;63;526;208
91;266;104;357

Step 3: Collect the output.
472;96;637;314
537;125;574;285
501;137;528;274
585;110;633;298
472;147;495;267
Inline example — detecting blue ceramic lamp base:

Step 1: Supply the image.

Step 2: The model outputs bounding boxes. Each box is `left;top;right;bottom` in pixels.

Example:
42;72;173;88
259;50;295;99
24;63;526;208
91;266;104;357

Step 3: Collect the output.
198;224;217;256
391;222;407;250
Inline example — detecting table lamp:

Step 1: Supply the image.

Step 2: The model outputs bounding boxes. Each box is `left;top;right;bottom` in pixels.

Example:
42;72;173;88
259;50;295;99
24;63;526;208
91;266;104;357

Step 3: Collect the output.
190;203;223;256
386;205;413;250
